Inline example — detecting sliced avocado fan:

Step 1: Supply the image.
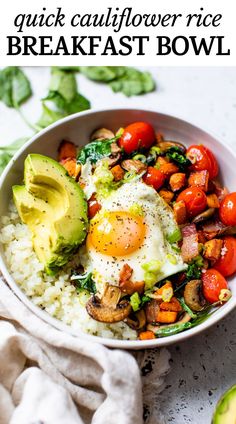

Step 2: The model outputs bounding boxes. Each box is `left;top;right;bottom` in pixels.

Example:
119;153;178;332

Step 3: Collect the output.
212;385;236;424
13;154;88;275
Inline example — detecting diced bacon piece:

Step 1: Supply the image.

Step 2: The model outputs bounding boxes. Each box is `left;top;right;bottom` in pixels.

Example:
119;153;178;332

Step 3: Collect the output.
119;280;145;295
145;300;160;323
181;223;199;262
203;239;223;262
119;264;133;282
188;170;209;192
201;219;227;240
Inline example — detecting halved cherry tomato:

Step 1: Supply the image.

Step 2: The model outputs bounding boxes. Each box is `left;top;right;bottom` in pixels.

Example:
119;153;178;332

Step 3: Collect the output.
176;187;207;217
143;166;165;190
219;192;236;226
119;122;155;154
214;236;236;277
202;268;228;303
88;194;101;219
186;145;218;179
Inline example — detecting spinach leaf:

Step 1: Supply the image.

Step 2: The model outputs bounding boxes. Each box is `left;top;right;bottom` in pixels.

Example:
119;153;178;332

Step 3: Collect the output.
80;66;124;82
49;68;77;102
0;67;32;108
71;272;97;294
36;103;65;129
80;66;155;97
110;68;155;97
45;91;90;115
178;297;197;319
154;308;214;338
40;68;90;127
166;146;191;171
77;137;118;164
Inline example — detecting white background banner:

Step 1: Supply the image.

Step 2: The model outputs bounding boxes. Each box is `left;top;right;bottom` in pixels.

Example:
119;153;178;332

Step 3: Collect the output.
0;0;235;66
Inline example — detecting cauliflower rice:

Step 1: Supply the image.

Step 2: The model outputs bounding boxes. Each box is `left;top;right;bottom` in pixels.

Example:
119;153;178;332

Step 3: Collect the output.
0;204;136;340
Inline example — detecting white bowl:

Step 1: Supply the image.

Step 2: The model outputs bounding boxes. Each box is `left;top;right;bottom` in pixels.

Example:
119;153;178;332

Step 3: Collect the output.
0;108;235;349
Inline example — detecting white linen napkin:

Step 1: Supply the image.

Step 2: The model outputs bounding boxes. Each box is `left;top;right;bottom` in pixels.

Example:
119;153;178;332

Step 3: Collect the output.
0;280;170;424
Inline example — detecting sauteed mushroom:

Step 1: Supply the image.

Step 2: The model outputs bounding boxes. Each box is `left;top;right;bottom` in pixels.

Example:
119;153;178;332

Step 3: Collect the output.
90;128;115;141
121;159;147;174
184;280;206;312
86;284;131;323
192;208;215;224
157;140;186;154
126;310;146;330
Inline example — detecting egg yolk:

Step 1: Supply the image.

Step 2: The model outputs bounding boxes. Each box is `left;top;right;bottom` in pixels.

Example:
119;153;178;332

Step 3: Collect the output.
87;211;146;256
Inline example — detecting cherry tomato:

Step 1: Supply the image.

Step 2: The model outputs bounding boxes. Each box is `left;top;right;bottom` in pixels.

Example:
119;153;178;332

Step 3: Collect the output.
219;192;236;226
202;268;228;303
176;187;207;217
143;166;165;190
88;194;101;219
214;236;236;276
119;122;155;154
186;145;218;179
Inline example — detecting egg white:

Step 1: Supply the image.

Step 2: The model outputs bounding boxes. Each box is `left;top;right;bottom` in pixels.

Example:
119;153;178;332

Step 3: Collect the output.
79;181;187;293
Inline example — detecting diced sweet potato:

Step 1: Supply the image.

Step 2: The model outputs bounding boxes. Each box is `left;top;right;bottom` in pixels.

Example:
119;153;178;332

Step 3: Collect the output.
160;296;182;312
156;311;178;324
60;158;81;179
159;188;174;204
111;164;125;181
188;170;209;192
139;331;155;340
207;193;220;208
173;200;187;225
169;173;186;192
203;239;223;262
58;140;77;161
157;156;179;177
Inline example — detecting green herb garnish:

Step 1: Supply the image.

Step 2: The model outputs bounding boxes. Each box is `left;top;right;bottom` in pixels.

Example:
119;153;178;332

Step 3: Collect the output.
71;271;97;294
166;146;191;171
77;135;119;165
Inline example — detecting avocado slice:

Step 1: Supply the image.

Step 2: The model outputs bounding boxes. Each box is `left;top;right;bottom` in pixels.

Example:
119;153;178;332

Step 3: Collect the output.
212;385;236;424
13;154;88;274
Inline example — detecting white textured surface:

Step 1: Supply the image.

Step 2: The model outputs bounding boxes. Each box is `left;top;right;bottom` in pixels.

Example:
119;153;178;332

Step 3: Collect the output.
0;67;236;423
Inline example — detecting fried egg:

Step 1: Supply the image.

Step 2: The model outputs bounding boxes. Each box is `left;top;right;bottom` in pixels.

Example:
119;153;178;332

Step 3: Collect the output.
80;181;187;293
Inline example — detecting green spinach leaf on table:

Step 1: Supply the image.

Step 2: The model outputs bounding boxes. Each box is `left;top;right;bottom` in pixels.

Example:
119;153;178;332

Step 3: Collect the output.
0;67;32;108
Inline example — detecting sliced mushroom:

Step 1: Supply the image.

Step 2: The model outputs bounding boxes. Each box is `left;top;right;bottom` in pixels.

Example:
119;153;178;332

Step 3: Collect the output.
158;140;186;153
86;284;131;323
125;310;146;330
184;280;206;312
107;153;121;167
147;312;191;332
121;159;147;174
145;299;160;323
192;208;215;224
218;226;236;236
90;128;115;141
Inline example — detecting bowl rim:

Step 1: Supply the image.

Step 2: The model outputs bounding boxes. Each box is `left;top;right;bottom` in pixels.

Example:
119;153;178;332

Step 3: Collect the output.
0;107;236;349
